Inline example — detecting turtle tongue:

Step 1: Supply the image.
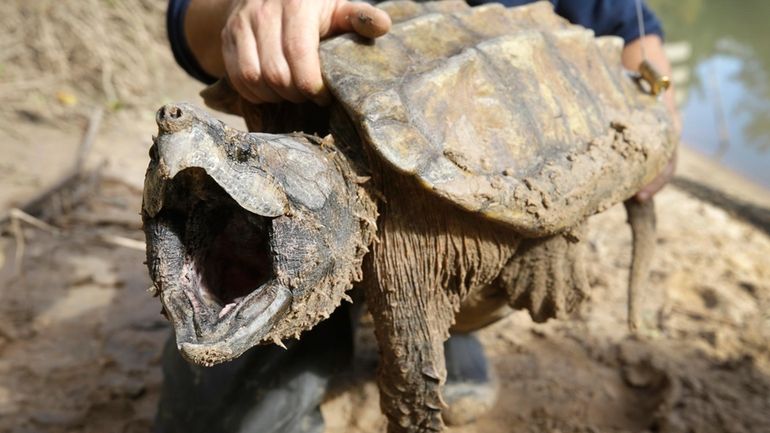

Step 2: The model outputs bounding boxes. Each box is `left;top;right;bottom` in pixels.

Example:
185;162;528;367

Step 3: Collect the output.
218;298;242;318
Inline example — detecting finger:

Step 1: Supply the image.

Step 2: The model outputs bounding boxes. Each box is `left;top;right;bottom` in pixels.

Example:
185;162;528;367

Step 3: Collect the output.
283;3;331;105
330;1;391;39
255;1;305;103
635;152;677;202
226;10;283;104
238;23;283;104
221;15;264;104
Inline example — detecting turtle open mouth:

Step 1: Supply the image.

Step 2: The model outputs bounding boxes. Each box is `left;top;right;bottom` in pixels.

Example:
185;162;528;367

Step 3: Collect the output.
143;102;367;365
183;178;274;317
145;167;291;366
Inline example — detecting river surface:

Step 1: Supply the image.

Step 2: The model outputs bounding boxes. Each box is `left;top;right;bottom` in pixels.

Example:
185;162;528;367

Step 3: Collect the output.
649;0;770;188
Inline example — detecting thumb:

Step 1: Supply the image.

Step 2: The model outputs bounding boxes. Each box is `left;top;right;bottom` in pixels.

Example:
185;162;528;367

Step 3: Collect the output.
329;1;392;39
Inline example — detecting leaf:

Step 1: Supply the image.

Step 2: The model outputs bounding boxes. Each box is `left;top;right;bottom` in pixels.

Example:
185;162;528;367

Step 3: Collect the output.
56;90;78;106
107;99;124;112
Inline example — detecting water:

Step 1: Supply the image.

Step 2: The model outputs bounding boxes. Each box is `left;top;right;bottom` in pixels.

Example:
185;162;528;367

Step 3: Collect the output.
649;0;770;188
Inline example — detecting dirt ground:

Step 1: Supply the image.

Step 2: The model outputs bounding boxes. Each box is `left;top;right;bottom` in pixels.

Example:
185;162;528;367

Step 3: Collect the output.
1;3;769;432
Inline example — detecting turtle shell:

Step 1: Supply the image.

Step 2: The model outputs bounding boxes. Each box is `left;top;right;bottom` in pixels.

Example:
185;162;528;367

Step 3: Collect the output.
320;1;677;236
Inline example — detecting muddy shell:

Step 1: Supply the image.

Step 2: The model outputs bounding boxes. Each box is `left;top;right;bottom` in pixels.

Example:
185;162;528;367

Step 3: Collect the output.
319;0;676;235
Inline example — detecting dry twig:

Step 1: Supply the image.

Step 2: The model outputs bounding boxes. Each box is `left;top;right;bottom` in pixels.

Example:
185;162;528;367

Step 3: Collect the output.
5;208;61;276
8;209;60;235
9;215;24;276
0;107;103;226
98;234;146;252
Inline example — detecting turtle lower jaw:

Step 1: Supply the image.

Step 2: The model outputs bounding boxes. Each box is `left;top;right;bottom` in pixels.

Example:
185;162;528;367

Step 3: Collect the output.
164;280;291;366
147;208;293;365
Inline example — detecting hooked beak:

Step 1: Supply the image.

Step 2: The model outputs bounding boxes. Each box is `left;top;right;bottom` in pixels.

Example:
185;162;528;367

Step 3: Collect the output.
143;103;289;220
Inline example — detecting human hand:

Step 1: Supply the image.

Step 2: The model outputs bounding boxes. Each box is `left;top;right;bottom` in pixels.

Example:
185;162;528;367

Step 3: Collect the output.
634;78;680;203
635;150;676;202
623;35;681;202
220;0;391;105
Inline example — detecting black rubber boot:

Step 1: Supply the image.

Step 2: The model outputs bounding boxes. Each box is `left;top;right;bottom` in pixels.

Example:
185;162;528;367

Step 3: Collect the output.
154;305;353;433
442;333;498;426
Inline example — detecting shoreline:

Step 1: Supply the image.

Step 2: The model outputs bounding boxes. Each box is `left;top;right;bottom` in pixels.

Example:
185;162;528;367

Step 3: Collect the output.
672;145;770;235
676;144;770;208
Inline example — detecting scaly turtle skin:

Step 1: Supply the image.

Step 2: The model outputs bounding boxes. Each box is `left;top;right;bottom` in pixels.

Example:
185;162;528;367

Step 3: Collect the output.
142;2;677;432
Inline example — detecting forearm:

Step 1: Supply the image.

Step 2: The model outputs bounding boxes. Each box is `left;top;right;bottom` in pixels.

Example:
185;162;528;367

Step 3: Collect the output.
184;0;232;78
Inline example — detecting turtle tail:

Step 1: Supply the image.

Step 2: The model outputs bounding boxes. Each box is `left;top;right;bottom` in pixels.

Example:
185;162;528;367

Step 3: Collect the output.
623;198;656;333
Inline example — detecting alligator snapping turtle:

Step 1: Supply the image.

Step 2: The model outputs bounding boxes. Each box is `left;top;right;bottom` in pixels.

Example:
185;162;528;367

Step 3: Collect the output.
142;1;676;431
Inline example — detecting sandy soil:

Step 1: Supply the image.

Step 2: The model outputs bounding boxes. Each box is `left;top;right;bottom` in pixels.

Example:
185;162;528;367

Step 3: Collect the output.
1;91;769;433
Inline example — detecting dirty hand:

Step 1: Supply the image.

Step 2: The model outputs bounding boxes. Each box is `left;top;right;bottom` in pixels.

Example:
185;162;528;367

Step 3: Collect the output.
623;35;681;202
635;150;676;202
634;81;681;202
221;0;391;105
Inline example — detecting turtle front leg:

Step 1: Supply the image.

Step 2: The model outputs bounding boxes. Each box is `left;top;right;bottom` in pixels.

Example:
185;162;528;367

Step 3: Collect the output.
365;272;452;433
500;225;589;322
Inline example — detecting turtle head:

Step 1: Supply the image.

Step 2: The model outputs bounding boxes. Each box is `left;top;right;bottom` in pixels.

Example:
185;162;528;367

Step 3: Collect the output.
142;103;374;366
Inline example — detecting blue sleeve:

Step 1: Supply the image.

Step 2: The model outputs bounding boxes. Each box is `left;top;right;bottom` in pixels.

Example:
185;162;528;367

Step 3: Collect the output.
553;0;664;43
467;0;664;43
167;0;217;84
